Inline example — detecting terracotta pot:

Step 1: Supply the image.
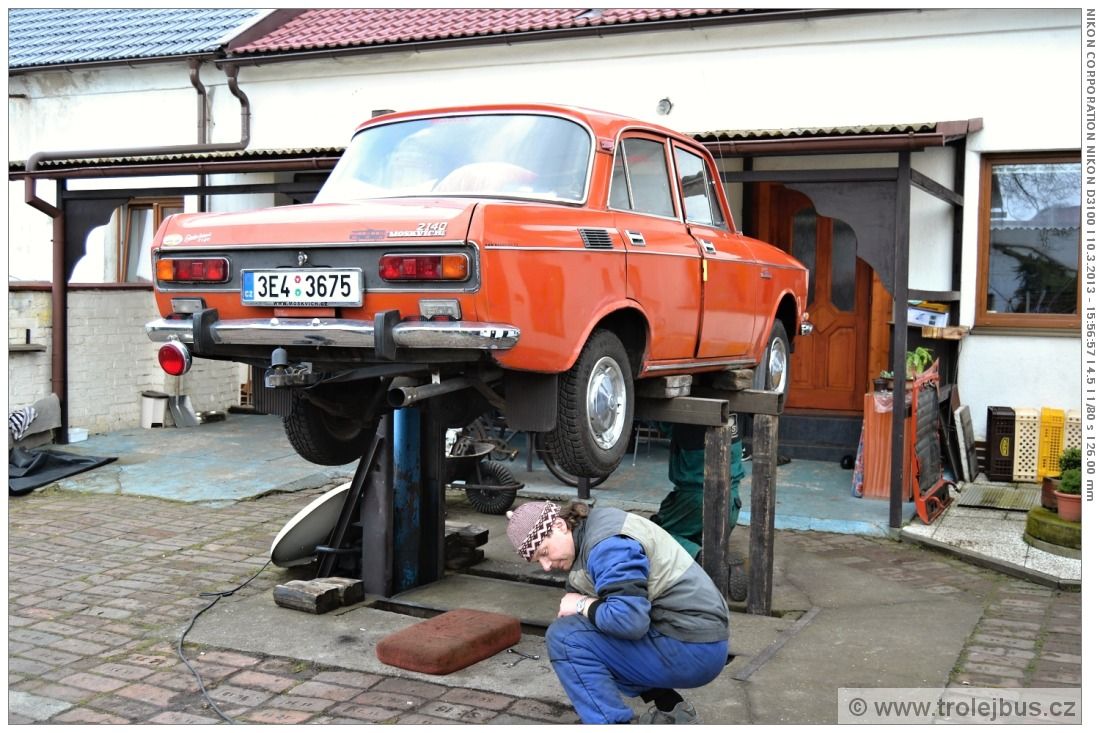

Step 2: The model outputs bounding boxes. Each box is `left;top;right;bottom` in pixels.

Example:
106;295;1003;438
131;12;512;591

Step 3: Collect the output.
1054;490;1081;523
1041;477;1060;511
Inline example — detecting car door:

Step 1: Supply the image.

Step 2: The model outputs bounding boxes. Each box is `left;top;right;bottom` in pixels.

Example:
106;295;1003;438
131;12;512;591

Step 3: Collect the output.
610;134;701;361
671;144;758;359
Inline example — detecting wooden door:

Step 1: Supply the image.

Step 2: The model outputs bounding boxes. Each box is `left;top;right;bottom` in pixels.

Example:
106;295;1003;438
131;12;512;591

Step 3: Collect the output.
757;185;870;412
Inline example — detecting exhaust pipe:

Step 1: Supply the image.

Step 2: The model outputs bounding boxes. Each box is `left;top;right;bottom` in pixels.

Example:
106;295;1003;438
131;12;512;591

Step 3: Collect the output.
387;371;500;408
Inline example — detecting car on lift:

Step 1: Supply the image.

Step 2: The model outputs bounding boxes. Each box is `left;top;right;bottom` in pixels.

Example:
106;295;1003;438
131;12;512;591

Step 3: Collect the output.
146;103;809;478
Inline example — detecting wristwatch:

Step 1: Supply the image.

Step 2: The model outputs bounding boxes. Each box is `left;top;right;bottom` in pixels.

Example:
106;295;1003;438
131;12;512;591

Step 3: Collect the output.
576;597;587;615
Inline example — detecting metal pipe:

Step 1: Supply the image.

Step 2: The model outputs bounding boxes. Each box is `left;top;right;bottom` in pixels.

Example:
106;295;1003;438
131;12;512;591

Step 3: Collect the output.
189;59;209;212
387;371;501;408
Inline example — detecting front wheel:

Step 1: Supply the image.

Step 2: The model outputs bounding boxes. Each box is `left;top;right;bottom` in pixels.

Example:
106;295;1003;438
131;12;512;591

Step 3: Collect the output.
753;320;791;403
543;329;634;477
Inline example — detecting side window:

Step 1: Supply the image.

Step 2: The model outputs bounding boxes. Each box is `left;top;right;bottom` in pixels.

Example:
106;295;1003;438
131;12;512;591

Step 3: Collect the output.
608;138;675;218
674;147;727;228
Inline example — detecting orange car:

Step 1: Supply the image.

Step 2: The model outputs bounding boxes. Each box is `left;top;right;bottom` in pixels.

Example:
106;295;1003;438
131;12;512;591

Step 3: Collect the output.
147;104;809;477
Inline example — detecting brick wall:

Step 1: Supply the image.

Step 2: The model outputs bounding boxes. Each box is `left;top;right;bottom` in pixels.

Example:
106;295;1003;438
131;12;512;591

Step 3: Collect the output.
7;288;240;435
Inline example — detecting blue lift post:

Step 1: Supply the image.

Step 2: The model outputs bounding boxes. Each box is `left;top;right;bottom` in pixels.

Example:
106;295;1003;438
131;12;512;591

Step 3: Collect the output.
393;408;421;593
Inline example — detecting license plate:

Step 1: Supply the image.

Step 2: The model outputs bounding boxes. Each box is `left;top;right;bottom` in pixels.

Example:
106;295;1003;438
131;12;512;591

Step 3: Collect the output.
242;269;363;307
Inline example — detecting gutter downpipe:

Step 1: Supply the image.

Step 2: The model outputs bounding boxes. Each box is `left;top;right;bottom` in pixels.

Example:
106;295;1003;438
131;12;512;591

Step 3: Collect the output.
22;62;251;443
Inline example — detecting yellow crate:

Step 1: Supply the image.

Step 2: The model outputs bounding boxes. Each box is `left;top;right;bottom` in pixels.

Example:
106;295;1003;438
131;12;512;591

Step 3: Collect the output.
1012;408;1040;483
1037;408;1066;479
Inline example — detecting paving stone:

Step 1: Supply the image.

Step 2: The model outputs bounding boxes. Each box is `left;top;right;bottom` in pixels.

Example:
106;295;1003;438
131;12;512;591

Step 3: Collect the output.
52;708;130;724
8;690;74;721
372;676;447;699
115;682;180;707
91;662;156;681
507;698;581;723
269;695;337;713
352;689;424;710
59;672;129;693
85;694;164;721
244;707;315;724
319;701;395;721
440;687;515;710
398;712;464;724
227;670;299;693
312;670;382;689
49;638;109;656
148;710;222;724
195;650;262;667
207;684;273;708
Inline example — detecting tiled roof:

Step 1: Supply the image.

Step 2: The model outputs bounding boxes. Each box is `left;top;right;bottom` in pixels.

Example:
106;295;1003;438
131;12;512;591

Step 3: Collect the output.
8;8;264;68
230;8;750;54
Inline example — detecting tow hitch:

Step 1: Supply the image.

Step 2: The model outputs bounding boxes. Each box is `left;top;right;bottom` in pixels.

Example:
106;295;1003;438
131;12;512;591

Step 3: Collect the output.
264;347;319;388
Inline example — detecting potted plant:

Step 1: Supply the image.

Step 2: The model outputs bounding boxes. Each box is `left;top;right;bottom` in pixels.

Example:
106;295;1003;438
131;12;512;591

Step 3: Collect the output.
1054;466;1082;522
1042;446;1080;510
905;346;934;379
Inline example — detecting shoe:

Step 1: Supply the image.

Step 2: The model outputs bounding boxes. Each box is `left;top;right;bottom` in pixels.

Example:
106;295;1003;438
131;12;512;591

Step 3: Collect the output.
638;701;701;724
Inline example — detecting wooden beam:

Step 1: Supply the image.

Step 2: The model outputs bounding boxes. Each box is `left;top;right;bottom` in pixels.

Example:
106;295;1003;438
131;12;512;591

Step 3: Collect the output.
693;388;783;416
635;396;729;426
701;420;734;599
746;413;779;615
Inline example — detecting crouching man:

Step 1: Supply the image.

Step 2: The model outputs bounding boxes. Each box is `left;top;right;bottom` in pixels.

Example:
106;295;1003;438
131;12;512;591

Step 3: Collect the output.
506;500;729;724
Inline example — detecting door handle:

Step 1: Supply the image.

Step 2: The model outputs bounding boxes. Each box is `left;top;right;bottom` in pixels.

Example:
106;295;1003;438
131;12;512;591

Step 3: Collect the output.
625;230;646;246
696;238;717;255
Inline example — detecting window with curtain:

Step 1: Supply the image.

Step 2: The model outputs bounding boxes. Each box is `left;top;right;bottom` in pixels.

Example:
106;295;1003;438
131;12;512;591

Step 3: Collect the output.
120;199;183;282
976;153;1080;329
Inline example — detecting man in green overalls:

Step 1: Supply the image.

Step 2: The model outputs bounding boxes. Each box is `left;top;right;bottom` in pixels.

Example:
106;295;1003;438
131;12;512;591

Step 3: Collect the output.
650;420;747;601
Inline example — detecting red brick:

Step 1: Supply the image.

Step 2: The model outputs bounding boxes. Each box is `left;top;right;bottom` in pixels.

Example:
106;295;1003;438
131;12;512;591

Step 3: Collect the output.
52;708;131;724
59;672;128;693
116;683;179;706
287;680;361;701
244;708;315;724
375;609;520;675
228;670;298;693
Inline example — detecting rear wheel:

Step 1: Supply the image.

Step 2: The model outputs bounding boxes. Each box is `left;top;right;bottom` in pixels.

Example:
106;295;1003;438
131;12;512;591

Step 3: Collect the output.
753;320;791;402
544;329;634;477
283;391;378;466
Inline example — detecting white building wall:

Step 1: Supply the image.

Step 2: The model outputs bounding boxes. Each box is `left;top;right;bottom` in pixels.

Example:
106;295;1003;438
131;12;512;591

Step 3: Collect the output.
7;7;1082;437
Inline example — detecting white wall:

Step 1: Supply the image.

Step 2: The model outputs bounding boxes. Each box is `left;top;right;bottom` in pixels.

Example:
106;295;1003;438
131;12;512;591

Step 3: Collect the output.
7;289;240;435
7;7;1082;437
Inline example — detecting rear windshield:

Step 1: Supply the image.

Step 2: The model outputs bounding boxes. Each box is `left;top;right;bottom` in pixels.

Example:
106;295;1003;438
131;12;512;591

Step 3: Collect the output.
317;113;592;204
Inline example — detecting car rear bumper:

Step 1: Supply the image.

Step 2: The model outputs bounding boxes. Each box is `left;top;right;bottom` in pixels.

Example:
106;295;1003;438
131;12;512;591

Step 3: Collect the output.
145;312;520;351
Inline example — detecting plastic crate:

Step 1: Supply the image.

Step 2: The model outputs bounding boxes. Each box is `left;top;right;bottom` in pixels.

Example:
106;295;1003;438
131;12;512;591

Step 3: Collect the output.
1012;407;1040;483
1037;408;1065;480
986;406;1015;481
1065;410;1082;452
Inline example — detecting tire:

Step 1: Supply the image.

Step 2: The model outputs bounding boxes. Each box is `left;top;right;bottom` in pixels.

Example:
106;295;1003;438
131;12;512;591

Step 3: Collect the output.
535;434;611;489
283;391;378;466
753;320;792;402
465;460;518;515
544;329;634;477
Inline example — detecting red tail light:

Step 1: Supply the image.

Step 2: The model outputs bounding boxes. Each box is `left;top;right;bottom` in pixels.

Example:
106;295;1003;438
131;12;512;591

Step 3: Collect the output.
379;254;469;282
158;342;192;376
156;258;230;283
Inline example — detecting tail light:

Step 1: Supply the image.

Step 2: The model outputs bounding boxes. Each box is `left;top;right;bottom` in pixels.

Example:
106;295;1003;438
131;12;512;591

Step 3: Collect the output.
158;341;192;376
379;253;469;282
156;257;230;283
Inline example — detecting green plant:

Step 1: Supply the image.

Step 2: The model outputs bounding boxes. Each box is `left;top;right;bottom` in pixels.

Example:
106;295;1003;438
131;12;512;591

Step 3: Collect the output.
1058;467;1082;495
1059;446;1081;475
905;346;934;378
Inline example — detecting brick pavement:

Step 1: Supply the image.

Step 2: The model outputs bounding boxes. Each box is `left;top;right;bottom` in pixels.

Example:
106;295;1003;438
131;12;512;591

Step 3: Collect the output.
8;486;1080;724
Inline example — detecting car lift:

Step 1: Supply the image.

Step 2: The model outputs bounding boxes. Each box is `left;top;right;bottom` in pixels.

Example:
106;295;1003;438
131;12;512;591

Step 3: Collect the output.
312;380;786;616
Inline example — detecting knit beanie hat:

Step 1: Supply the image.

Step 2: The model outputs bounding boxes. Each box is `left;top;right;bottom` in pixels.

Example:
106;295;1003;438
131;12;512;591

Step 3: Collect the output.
506;501;560;561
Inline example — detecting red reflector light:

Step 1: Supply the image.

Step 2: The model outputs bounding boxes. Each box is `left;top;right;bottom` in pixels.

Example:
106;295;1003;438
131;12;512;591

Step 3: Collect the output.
158;342;192;376
156;258;229;283
379;254;469;281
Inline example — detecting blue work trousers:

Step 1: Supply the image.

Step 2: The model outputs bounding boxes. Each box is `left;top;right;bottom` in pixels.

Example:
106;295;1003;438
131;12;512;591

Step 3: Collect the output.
546;614;728;724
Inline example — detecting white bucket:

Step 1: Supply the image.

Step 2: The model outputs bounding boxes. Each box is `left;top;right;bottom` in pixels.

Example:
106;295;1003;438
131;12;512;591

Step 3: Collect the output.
140;391;170;428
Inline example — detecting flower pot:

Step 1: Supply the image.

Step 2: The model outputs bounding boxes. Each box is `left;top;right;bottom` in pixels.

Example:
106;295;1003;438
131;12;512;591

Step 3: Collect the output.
1054;490;1081;523
1041;477;1060;511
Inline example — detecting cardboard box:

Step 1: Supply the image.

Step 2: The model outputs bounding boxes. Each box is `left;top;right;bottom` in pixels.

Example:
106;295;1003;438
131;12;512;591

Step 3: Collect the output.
907;306;948;328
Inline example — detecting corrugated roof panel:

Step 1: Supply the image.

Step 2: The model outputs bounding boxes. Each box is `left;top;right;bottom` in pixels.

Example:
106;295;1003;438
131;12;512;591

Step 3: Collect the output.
8;147;345;173
8;8;263;68
693;122;939;142
230;8;747;54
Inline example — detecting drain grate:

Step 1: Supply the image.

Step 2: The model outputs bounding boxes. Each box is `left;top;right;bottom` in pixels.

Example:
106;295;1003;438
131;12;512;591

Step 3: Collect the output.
956;483;1040;512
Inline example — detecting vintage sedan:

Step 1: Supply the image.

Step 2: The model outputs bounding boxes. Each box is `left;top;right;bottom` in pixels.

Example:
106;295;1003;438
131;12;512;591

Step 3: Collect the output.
146;103;809;477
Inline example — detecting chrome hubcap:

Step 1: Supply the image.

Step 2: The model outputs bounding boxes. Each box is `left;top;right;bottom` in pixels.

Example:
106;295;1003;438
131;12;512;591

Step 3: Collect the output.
586;356;627;450
767;336;789;393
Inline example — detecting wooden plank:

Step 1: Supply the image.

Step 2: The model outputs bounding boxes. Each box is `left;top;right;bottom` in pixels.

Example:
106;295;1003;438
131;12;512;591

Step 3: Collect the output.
444;523;489;548
636;375;693;398
701;420;733;599
273;580;341;614
705;369;754;392
747;413;779;616
635;396;729;426
693;388;783;416
362;416;394;596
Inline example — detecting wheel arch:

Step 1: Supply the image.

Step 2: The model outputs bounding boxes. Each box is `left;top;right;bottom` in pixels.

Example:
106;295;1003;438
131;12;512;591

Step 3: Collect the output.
773;292;800;354
589;306;649;378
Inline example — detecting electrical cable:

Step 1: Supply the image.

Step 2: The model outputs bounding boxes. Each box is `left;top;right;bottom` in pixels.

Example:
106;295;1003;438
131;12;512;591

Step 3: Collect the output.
176;559;272;724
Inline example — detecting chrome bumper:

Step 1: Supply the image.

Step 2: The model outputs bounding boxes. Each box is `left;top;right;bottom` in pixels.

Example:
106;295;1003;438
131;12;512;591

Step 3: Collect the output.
146;315;520;351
